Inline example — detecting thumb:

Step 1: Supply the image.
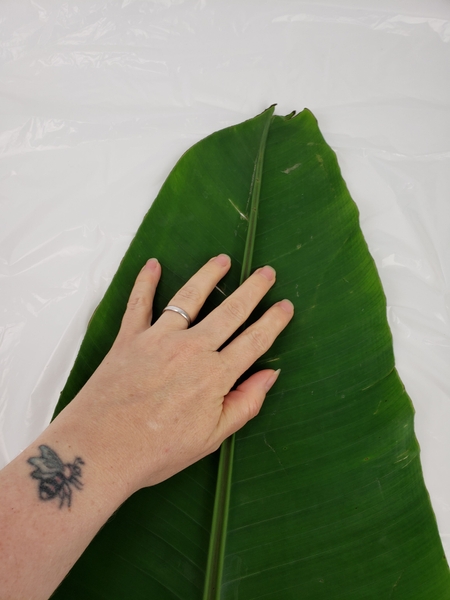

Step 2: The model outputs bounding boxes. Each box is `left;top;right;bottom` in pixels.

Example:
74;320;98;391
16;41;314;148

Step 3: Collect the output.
218;369;281;440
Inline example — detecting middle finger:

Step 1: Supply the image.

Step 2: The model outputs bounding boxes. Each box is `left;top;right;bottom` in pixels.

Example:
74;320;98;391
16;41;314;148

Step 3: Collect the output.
194;265;276;349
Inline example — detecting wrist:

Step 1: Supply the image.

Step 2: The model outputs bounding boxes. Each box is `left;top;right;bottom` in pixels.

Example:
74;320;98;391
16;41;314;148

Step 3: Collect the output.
40;398;133;512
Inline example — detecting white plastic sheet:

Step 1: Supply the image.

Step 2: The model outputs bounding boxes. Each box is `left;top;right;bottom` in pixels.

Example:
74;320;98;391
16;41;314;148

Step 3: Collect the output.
1;0;450;553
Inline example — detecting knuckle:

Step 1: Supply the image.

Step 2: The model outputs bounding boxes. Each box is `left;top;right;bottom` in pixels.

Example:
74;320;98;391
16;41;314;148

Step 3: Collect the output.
224;297;247;322
127;292;151;311
248;274;264;292
239;397;262;425
246;328;269;353
176;284;202;304
247;399;262;419
126;282;152;311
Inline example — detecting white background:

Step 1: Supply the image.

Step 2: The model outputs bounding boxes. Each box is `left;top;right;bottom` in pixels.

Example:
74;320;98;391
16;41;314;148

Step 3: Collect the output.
1;0;450;554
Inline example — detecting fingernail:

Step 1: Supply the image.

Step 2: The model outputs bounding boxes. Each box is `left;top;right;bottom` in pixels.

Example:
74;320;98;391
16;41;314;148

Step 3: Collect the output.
259;265;276;281
145;258;159;271
278;299;294;314
213;254;230;267
265;369;281;392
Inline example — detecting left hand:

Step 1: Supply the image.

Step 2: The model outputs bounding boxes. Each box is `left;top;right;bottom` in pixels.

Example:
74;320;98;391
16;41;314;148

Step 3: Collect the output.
62;254;294;494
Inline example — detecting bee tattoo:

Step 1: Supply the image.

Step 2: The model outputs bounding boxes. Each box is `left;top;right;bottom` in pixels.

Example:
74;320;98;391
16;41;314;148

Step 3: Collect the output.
28;445;85;508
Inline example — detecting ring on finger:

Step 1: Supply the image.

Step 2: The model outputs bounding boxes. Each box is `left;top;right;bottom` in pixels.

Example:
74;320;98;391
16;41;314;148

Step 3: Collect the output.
162;305;192;327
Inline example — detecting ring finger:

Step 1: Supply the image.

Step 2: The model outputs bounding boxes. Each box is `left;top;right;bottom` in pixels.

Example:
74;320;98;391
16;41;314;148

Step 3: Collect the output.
155;254;231;330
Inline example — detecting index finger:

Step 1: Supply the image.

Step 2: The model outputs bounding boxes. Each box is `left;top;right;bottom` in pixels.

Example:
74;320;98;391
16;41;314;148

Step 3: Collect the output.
194;265;276;349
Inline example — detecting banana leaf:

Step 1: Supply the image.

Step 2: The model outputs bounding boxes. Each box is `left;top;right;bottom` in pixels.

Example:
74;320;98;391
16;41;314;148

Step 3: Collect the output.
52;107;450;599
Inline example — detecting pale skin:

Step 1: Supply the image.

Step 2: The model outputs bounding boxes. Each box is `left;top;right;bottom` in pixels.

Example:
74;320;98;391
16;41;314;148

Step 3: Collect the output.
0;254;294;600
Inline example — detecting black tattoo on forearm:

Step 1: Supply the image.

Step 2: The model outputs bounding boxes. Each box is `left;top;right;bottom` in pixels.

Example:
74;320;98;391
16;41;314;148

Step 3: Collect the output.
28;445;85;508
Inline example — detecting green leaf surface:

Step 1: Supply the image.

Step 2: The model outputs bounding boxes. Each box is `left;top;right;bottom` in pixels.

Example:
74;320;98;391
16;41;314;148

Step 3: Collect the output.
52;108;450;599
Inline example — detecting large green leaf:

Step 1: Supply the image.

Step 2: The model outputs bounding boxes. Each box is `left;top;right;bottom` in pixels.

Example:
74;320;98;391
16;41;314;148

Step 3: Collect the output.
52;108;450;599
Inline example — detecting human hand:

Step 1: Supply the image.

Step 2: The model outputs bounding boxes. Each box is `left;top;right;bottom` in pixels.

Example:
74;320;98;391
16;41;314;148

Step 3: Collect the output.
71;254;294;495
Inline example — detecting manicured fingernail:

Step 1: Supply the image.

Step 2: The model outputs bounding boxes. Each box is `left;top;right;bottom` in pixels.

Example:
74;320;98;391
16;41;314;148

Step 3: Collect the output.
145;258;159;271
278;299;294;313
265;369;281;392
213;254;230;267
259;265;276;281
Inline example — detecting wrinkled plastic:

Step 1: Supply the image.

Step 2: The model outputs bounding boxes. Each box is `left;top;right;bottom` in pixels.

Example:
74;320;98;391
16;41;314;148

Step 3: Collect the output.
1;0;450;554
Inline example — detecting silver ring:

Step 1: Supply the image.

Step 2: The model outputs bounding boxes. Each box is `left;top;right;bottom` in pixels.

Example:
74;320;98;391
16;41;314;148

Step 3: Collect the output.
162;305;192;327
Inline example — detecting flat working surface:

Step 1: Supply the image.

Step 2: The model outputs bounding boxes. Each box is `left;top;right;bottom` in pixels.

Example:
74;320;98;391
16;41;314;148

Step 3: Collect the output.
1;0;450;554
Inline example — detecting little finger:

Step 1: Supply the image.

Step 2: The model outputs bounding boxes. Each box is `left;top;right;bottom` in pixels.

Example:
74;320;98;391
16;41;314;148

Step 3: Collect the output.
215;369;281;441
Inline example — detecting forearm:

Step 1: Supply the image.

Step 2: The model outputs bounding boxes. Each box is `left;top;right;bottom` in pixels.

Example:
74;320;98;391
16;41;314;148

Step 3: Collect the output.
0;400;130;600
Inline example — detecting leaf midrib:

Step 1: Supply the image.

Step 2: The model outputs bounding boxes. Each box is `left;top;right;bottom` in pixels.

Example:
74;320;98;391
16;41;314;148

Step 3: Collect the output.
202;107;275;600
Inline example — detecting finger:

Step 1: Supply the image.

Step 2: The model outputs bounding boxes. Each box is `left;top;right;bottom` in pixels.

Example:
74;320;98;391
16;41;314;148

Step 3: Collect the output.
194;265;277;349
216;369;281;440
155;254;230;331
220;299;294;377
120;258;161;335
